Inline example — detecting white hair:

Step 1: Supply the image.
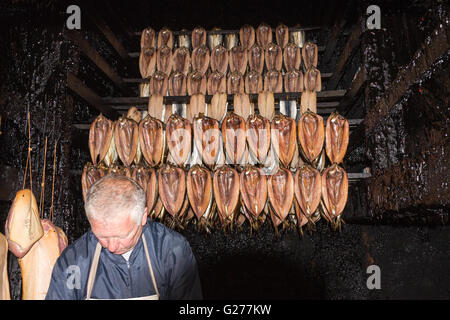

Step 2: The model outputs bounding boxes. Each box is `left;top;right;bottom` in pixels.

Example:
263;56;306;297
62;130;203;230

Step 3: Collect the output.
84;174;146;225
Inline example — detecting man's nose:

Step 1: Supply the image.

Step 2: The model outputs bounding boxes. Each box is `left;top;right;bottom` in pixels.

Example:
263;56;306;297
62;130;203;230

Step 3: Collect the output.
107;239;120;253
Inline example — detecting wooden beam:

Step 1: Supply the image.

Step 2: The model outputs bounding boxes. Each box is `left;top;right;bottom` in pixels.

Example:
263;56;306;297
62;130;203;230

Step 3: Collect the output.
347;119;365;155
322;2;347;65
67;72;118;119
99;0;135;40
365;16;449;133
336;67;366;116
86;13;129;62
65;30;132;95
327;21;362;90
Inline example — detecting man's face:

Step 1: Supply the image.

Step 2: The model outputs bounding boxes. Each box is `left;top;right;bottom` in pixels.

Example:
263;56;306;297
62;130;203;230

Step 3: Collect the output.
90;210;146;255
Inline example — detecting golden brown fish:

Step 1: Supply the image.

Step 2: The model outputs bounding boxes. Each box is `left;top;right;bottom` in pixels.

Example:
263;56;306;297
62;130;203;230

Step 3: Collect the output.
187;94;206;122
165;113;192;166
147;94;164;121
192;27;207;48
300;91;317;114
0;232;10;300
193;114;221;168
88;114;114;166
131;167;158;215
207;70;226;95
81;162;105;201
284;70;303;93
168;71;187;96
275;23;289;48
233;93;254;120
294;164;322;218
172;47;191;76
257;91;275;121
150;71;168;96
229;45;248;75
240;24;255;50
157;27;173;49
240;166;267;218
248;43;265;74
321;164;348;229
256;23;273;49
246;113;271;164
271;113;296;168
158;164;186;218
139;47;156;79
140;27;156;49
187;70;207;96
267;167;294;227
5;190;43;259
213;165;240;227
208;92;227;122
304;66;321;92
298;110;324;163
191;44;210;75
264;70;283;93
302;41;318;69
325;112;349;164
187;164;213;221
222;112;247;165
114;116;139;167
139;114;165;167
18;219;67;300
156;45;173;76
283;42;301;72
210;45;229;74
126;107;142;123
265;43;282;71
227;70;245;95
245;70;263;94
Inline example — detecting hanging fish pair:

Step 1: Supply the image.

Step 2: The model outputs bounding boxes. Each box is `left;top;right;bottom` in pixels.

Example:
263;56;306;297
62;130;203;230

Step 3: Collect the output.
5;189;67;299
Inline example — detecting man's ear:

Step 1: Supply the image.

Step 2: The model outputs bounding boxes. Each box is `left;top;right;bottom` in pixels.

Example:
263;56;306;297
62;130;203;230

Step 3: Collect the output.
141;207;149;226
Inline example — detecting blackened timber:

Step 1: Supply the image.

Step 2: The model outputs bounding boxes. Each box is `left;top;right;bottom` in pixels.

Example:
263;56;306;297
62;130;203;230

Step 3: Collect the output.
327;21;362;90
99;0;135;40
67;72;118;119
322;4;346;65
365;16;450;133
87;13;129;61
65;31;132;96
347;120;365;155
336;67;366;116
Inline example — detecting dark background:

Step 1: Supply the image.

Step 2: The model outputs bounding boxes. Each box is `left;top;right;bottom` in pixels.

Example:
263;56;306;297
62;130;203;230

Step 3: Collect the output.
0;0;449;299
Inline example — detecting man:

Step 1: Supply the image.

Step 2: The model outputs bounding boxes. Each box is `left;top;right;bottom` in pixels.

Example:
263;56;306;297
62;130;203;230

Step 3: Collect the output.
45;174;202;300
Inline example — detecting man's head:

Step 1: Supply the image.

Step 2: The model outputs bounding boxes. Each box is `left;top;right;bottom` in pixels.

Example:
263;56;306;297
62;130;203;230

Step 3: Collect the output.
84;174;148;255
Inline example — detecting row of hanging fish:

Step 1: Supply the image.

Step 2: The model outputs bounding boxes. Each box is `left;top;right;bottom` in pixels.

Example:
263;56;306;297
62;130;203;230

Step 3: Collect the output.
88;108;348;169
141;24;306;53
140;37;318;79
140;63;321;96
84;109;349;233
139;25;319;96
2;189;68;299
82;162;348;235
